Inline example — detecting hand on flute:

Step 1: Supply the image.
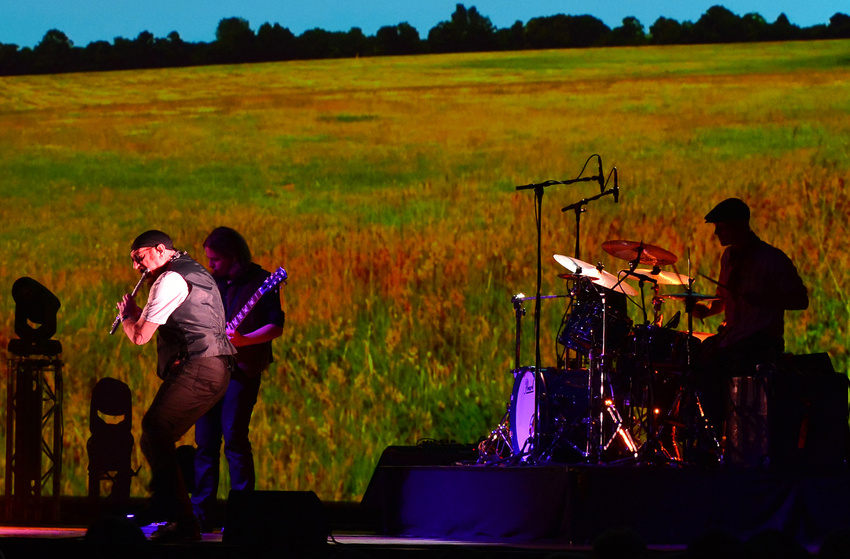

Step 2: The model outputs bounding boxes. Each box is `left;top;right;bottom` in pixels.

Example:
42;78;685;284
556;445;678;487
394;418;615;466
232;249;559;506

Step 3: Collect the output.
117;294;141;324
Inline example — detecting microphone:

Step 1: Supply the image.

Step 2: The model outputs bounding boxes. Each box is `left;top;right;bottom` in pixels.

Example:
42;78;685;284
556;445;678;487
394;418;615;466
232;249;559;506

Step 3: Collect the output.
613;167;619;203
627;270;657;284
596;155;605;193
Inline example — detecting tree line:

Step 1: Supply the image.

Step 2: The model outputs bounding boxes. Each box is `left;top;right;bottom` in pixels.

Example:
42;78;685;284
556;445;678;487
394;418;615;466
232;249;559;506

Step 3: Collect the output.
2;4;849;76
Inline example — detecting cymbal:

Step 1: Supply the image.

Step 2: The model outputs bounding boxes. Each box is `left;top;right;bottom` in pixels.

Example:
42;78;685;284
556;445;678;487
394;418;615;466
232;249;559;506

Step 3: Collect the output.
592;271;639;296
553;254;600;278
689;331;714;342
602;240;678;266
662;291;720;301
553;254;637;296
629;268;692;286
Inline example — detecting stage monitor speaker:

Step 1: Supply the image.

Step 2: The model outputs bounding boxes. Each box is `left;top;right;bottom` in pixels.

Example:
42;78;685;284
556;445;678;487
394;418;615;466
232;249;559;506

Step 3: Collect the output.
223;489;328;550
360;443;479;532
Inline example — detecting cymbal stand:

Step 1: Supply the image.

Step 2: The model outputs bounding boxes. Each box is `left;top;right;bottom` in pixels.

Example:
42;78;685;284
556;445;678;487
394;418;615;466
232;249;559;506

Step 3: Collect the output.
655;277;720;464
618;269;674;462
586;287;638;462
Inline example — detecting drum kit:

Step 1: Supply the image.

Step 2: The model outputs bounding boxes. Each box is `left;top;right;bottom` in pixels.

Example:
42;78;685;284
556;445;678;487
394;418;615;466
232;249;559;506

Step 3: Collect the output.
479;239;723;467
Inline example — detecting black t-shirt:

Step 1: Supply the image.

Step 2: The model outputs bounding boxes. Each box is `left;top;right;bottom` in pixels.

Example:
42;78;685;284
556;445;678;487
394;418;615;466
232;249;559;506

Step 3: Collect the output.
217;262;285;377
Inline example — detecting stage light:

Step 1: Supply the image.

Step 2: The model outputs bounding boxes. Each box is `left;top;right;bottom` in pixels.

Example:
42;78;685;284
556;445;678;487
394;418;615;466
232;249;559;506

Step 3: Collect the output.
9;277;61;356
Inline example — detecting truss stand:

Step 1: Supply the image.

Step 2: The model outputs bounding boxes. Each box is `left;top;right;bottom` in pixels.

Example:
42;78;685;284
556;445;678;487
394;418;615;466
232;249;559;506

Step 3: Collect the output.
5;338;63;523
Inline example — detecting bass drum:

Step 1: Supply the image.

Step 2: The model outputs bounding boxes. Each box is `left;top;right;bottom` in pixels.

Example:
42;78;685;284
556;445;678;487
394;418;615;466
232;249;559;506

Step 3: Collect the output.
509;367;589;462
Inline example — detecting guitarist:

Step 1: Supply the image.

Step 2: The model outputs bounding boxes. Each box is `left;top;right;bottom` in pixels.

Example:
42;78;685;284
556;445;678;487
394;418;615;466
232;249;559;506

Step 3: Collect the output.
191;226;285;533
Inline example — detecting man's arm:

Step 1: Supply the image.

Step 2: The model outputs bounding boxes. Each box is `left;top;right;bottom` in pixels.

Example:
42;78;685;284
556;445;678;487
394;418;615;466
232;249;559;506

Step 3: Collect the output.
117;272;188;345
228;324;284;348
117;293;158;344
693;297;725;320
121;312;160;345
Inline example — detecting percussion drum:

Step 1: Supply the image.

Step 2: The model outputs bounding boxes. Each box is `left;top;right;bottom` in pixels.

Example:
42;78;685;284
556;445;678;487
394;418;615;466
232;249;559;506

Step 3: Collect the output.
509;367;589;462
629;325;702;368
558;282;632;353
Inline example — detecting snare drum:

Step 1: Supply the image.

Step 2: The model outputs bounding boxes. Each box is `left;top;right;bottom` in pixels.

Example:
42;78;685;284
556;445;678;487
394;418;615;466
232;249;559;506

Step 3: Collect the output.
509;367;589;461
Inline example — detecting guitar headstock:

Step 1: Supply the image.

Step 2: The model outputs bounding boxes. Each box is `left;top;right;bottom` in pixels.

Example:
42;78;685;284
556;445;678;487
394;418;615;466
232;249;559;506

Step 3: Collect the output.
267;267;288;288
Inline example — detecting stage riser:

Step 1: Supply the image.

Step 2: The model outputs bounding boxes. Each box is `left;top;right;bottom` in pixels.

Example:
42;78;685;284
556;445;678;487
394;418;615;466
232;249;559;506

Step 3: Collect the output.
374;465;850;546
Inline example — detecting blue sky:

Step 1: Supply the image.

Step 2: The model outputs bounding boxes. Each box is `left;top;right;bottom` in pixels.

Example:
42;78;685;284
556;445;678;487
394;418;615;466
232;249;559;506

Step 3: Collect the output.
0;1;842;48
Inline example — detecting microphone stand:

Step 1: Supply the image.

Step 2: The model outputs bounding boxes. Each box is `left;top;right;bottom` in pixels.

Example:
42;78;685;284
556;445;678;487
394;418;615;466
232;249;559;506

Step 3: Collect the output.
562;187;619;260
558;186;619;462
515;174;606;462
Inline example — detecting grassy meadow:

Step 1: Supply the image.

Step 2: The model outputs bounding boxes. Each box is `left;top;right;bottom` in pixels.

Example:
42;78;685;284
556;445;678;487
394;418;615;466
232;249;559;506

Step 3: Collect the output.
1;40;849;501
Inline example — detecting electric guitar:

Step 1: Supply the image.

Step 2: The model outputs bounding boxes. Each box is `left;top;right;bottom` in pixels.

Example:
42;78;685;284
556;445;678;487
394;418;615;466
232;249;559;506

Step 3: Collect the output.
227;267;288;332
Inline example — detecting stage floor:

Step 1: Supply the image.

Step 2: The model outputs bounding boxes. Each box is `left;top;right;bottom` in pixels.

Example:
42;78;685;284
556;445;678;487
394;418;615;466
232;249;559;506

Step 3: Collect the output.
1;460;846;557
0;525;689;558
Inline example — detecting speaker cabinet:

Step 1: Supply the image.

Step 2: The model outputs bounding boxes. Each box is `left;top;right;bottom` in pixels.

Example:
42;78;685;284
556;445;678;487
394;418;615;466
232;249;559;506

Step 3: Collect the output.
223;490;328;550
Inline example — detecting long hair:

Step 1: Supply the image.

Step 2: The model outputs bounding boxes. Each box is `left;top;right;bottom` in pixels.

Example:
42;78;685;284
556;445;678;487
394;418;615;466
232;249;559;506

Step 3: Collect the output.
203;226;252;278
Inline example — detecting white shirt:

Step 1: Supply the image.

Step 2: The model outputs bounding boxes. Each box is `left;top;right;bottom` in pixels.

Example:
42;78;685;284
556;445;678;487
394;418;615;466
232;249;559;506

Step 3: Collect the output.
141;271;189;325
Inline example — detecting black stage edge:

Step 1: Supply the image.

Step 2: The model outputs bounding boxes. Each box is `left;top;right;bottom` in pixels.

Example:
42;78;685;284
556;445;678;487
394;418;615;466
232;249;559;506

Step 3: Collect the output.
365;460;850;548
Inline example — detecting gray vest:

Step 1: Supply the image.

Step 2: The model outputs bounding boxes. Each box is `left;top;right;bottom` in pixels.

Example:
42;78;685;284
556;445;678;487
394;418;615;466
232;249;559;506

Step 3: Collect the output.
156;252;236;378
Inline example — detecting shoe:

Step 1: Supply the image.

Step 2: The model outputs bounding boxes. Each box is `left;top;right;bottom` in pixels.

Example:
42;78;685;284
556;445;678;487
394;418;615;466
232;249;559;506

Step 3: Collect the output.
199;521;222;534
129;506;169;527
150;518;201;543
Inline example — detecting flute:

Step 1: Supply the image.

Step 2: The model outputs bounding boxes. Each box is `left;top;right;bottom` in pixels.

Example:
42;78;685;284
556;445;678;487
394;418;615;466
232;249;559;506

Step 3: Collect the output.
109;270;148;335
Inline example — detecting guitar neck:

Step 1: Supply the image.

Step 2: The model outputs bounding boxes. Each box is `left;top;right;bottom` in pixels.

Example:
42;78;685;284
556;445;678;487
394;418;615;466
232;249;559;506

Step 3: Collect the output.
226;267;287;332
228;291;264;332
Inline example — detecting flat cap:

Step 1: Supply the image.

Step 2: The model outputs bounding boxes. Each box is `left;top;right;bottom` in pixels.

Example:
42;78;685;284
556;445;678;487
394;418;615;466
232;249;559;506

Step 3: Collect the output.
704;198;750;223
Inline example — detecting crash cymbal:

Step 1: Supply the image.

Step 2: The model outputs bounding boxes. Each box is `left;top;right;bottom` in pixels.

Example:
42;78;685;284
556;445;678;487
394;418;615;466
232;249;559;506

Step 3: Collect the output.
553;254;601;278
592;270;639;296
629;268;692;286
553;254;637;296
662;291;720;301
601;240;678;266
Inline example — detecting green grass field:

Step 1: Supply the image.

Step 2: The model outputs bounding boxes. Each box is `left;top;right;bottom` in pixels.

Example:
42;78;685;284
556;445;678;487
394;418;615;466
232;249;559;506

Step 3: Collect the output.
1;40;849;501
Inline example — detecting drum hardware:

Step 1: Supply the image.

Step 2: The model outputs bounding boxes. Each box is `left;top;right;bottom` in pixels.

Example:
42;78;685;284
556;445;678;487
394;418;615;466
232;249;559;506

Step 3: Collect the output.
513;155;618;464
477;410;513;464
558;285;639;464
650;277;723;465
607;244;721;466
511;292;569;371
512;293;528;371
478;293;572;465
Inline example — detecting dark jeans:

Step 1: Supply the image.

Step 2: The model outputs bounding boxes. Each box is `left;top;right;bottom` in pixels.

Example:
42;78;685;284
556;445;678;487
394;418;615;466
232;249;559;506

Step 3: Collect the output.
141;355;230;522
191;367;261;525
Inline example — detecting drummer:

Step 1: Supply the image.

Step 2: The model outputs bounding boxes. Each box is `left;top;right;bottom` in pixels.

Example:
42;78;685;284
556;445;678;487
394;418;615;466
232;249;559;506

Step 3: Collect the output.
693;197;808;373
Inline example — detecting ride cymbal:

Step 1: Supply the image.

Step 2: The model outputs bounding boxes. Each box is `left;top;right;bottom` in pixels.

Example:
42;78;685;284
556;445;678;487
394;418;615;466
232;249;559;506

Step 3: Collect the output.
602;240;678;266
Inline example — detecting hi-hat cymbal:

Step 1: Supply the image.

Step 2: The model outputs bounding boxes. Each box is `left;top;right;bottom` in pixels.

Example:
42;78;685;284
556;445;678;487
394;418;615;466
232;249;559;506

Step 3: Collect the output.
602;240;678;266
662;291;720;302
629;268;692;286
553;254;637;296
